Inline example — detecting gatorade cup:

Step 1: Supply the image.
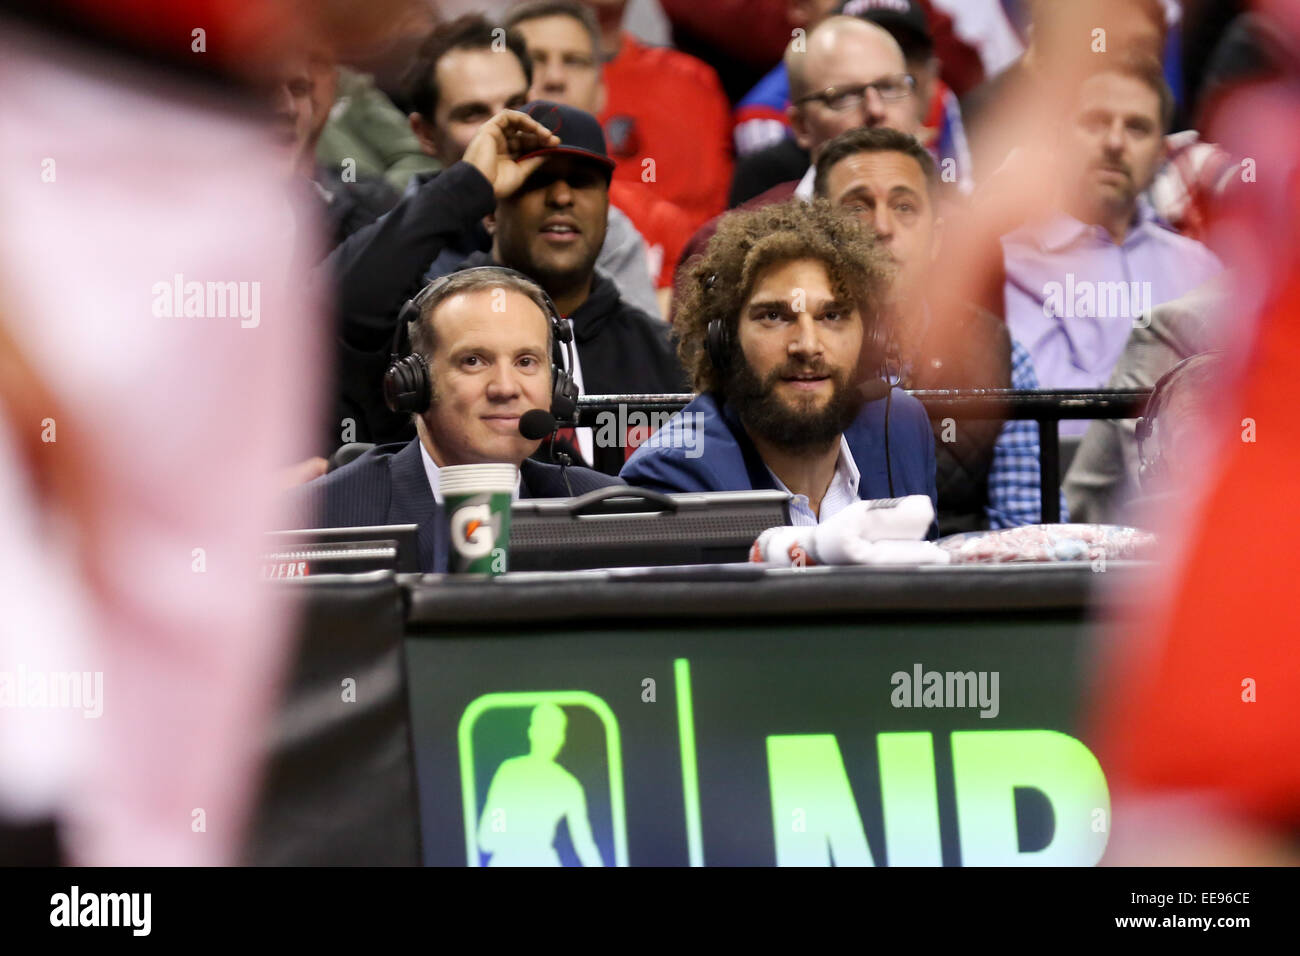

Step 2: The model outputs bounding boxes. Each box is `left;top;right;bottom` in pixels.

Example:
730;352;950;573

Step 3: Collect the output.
439;463;517;574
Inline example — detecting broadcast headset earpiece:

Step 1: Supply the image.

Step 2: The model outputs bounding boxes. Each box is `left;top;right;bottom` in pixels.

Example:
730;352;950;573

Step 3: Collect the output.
383;266;579;423
702;268;898;496
1135;351;1222;491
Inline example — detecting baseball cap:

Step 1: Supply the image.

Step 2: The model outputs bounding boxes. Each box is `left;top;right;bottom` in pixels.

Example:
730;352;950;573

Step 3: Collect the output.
517;100;616;178
838;0;933;54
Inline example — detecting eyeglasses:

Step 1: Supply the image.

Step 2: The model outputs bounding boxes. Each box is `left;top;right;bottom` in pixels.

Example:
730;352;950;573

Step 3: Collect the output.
794;74;916;111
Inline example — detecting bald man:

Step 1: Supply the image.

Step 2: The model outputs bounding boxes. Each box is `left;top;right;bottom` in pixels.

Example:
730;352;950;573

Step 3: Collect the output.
786;14;920;182
677;16;920;275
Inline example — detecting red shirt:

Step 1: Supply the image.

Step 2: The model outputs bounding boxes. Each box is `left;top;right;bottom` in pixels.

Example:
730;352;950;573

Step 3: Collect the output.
600;32;733;233
609;181;696;290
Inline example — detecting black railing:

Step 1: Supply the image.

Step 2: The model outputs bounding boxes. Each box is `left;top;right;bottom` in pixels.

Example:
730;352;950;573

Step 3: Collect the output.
576;390;1153;523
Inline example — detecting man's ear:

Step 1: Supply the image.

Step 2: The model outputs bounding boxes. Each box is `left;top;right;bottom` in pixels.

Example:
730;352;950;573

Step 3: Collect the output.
482;211;496;236
788;104;812;151
408;112;438;159
594;77;608;116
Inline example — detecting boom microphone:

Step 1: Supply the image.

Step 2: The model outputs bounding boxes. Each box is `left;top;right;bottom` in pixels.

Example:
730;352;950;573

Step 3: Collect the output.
519;408;558;440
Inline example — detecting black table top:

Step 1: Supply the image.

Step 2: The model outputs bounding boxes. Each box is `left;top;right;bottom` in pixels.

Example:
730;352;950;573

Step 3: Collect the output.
399;561;1149;627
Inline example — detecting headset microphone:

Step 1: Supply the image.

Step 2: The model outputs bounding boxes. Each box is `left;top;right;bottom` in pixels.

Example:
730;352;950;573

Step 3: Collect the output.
518;408;574;496
519;409;558;441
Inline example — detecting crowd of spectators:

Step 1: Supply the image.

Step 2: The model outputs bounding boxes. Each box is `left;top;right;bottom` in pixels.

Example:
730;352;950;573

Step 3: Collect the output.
281;0;1253;535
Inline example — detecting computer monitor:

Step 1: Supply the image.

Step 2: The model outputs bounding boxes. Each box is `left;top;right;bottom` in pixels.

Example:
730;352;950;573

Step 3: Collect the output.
262;524;421;577
507;487;792;571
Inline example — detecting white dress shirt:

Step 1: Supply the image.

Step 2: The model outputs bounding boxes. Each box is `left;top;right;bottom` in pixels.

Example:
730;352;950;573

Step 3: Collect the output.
419;442;522;503
766;435;861;526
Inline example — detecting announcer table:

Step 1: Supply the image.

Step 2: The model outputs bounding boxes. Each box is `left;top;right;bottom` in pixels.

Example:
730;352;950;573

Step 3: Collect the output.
400;562;1129;867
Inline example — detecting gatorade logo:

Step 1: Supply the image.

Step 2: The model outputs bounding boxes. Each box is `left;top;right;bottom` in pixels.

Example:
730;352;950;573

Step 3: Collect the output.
451;498;500;560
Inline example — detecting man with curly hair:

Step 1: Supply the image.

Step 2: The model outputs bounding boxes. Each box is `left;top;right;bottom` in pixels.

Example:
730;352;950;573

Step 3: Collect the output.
621;200;937;527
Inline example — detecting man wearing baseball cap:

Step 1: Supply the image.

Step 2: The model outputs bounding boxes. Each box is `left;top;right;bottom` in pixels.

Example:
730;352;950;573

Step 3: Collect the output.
459;100;687;464
326;100;685;453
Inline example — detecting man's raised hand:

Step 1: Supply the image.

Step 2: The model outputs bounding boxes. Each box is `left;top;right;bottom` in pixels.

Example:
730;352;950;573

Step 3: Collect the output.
463;110;561;200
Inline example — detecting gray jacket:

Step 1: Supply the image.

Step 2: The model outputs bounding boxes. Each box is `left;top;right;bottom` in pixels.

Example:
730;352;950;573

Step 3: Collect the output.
1063;275;1230;523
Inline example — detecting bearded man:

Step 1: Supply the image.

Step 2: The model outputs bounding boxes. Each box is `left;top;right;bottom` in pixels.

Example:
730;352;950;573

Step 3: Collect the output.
621;199;936;527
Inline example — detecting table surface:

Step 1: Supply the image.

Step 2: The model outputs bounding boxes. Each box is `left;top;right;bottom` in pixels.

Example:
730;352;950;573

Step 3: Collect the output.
401;561;1149;627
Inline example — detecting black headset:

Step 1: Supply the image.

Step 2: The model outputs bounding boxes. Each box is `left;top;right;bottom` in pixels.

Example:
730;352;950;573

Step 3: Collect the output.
383;265;579;423
1135;350;1221;490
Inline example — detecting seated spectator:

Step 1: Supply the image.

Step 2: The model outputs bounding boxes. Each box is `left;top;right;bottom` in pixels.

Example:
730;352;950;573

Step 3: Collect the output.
731;0;974;201
622;200;937;528
295;46;400;250
679;15;920;274
1064;276;1229;523
962;0;1169;182
327;104;686;452
814;126;1065;531
505;0;697;314
399;14;659;317
582;0;734;230
291;268;623;572
1000;54;1223;436
314;65;442;195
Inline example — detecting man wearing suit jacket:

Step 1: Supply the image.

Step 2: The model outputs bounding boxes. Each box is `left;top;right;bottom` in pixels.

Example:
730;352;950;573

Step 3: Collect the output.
622;199;938;532
291;267;622;571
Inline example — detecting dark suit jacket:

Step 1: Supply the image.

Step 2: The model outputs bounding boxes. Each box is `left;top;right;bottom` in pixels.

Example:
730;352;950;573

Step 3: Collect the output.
287;439;624;572
620;390;940;538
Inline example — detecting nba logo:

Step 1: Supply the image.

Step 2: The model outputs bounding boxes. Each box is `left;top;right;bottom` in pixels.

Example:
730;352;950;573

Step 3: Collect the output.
458;691;628;866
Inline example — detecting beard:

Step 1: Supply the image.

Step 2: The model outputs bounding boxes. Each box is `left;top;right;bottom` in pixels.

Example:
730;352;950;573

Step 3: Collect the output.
726;353;866;452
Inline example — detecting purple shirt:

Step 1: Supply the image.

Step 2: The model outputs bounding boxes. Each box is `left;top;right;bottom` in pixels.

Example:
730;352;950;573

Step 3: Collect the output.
1001;201;1222;435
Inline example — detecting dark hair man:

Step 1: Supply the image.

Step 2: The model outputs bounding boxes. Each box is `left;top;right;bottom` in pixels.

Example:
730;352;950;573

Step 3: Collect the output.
1001;54;1222;437
403;15;534;165
621;200;936;528
815;125;1064;531
292;267;622;572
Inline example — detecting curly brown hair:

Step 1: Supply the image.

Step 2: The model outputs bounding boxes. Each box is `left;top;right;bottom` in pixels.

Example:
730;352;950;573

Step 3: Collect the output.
675;199;892;395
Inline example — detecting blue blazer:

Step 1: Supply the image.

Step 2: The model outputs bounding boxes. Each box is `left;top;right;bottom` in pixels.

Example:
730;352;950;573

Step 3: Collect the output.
620;390;938;527
288;439;624;572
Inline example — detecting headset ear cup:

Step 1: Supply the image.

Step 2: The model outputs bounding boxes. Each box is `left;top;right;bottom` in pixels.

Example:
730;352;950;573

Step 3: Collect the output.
706;318;731;373
552;371;578;422
383;353;432;414
1136;416;1161;491
548;312;579;422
